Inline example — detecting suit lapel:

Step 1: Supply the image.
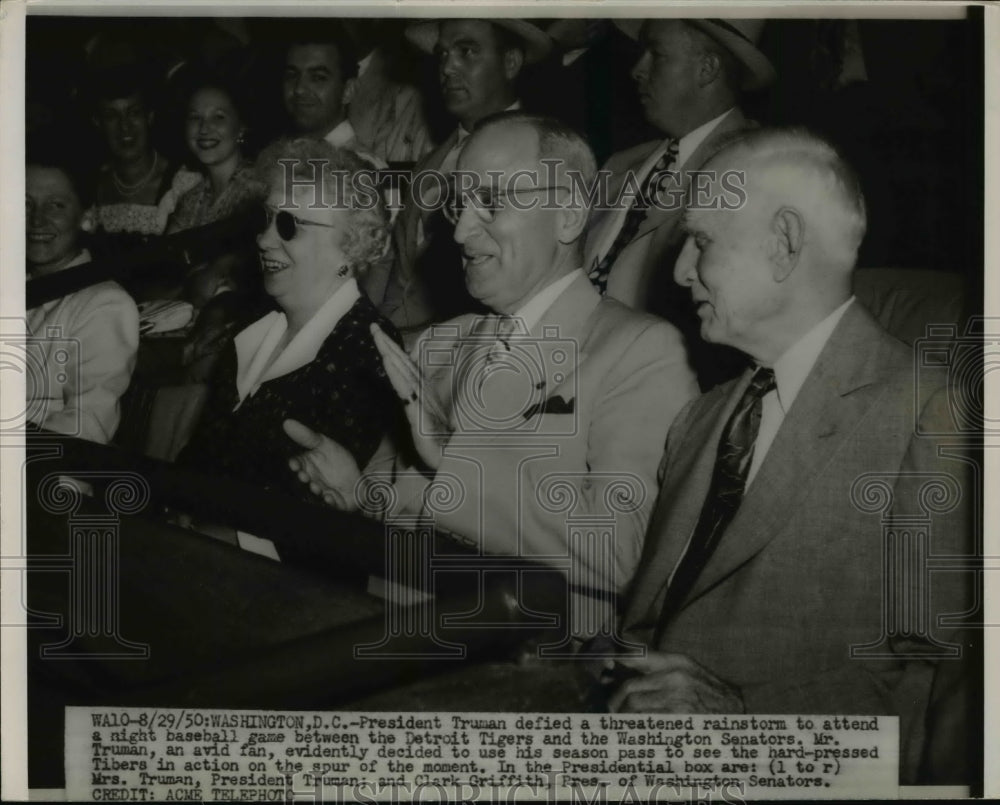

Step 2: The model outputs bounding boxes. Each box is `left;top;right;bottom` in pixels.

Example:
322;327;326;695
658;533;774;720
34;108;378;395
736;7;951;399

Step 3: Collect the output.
526;274;601;400
634;109;750;242
623;380;743;627
681;303;898;606
585;141;662;268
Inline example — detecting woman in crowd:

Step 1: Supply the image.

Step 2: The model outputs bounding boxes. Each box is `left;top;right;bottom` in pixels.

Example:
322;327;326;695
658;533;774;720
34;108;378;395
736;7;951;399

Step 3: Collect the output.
167;75;261;234
90;66;195;251
166;73;267;380
176;139;403;498
26;154;139;444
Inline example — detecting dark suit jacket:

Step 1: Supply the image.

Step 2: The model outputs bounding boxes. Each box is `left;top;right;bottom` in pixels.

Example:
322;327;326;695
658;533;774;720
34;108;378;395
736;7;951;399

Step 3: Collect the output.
622;301;973;783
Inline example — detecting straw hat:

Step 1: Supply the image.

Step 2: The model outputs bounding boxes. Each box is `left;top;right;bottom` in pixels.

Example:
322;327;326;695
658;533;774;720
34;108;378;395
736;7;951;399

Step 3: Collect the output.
615;18;775;90
405;19;553;65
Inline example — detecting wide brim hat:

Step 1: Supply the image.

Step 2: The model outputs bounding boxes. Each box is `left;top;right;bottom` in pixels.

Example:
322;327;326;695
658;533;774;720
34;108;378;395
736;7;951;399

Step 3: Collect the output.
614;18;776;90
405;19;553;65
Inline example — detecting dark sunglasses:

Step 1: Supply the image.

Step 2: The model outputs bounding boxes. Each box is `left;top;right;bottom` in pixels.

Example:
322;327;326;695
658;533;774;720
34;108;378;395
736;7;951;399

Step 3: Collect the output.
259;204;338;242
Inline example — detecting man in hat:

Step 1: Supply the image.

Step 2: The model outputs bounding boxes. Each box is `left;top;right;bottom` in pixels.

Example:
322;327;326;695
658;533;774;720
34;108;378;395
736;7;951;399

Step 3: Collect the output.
607;128;973;784
375;19;551;333
583;19;774;385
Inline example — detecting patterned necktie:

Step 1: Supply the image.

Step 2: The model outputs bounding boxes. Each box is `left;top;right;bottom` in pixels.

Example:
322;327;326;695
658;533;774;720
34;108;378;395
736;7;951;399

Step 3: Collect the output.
654;366;777;640
588;139;679;295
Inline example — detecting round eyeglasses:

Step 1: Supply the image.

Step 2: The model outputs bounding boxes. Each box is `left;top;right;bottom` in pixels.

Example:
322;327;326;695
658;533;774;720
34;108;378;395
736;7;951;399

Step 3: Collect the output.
259;204;338;242
443;184;569;226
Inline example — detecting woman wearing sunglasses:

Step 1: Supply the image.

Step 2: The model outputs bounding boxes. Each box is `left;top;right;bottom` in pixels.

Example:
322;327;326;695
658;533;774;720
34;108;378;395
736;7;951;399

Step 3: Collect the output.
176;139;402;499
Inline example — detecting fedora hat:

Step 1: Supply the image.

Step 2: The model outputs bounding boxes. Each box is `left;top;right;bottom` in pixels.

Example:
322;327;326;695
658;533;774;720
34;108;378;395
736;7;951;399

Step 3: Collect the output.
615;18;775;90
405;19;552;65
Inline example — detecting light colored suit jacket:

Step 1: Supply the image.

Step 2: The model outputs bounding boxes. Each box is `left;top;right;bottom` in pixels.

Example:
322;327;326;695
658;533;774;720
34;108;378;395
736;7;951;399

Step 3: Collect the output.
349;47;434;165
622;302;973;783
384;274;699;592
584;109;753;315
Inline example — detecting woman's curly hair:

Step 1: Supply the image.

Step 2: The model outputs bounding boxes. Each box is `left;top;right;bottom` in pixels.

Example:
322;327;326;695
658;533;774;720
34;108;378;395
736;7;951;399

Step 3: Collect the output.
255;138;389;275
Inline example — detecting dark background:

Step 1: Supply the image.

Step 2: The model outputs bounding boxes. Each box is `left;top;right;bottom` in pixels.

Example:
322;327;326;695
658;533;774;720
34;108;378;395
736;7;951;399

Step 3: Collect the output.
25;13;984;295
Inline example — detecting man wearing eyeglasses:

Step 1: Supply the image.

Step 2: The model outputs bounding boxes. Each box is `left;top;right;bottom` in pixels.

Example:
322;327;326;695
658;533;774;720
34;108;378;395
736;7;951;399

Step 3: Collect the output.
288;112;698;596
374;19;551;334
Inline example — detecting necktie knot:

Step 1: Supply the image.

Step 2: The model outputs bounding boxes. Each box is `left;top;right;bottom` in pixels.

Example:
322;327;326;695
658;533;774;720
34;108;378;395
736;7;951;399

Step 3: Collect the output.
746;366;777;400
495;314;518;341
652;139;679;176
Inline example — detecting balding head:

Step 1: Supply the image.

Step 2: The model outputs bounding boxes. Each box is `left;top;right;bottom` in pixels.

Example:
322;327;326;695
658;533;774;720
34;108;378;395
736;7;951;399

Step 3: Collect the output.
674;128;866;363
451;113;595;312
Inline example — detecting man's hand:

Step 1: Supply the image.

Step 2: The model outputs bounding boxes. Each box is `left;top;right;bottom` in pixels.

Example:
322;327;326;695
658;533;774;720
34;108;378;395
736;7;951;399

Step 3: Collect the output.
606;652;745;714
284;419;360;510
371;323;451;471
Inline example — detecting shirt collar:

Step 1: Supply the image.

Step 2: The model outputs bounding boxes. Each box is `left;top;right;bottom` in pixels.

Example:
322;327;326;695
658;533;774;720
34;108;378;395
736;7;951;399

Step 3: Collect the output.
323;119;358;149
234;278;361;403
511;269;582;333
771;296;856;413
457;100;522;140
357;50;375;78
28;248;90;280
676;107;735;168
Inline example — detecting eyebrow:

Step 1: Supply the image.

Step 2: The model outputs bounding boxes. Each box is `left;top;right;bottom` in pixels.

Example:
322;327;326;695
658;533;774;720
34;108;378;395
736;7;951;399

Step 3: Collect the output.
437;36;481;51
285;63;333;74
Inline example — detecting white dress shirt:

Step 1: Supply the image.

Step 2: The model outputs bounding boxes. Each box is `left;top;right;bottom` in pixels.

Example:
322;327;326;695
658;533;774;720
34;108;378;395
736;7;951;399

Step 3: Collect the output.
323;119;387;169
480;270;582;363
746;296;856;486
512;269;582;332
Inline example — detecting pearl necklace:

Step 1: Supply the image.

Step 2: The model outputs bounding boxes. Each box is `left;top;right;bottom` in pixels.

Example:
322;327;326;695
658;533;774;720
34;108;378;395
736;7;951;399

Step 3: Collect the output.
111;152;160;198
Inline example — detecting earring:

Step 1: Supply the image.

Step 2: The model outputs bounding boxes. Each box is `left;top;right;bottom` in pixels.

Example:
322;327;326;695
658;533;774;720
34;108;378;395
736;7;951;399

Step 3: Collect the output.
336;264;350;278
237;131;247;146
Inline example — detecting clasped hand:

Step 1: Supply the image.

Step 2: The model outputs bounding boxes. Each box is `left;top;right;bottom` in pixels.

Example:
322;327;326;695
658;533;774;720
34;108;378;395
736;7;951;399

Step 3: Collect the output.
605;652;745;714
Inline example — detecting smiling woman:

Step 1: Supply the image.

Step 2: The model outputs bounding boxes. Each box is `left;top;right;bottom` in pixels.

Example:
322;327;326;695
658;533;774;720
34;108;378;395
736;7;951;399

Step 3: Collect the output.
88;65;184;246
25;150;139;444
174;139;403;499
167;72;262;235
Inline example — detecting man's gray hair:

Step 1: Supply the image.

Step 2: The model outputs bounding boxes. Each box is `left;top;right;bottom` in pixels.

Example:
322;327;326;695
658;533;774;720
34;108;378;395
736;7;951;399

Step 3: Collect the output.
255;138;389;275
474;111;599;193
718;127;868;257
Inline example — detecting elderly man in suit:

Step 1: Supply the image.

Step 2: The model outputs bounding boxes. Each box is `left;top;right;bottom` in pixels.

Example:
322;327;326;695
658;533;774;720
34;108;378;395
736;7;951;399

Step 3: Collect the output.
287;113;698;594
609;128;973;784
584;20;774;324
376;19;551;333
